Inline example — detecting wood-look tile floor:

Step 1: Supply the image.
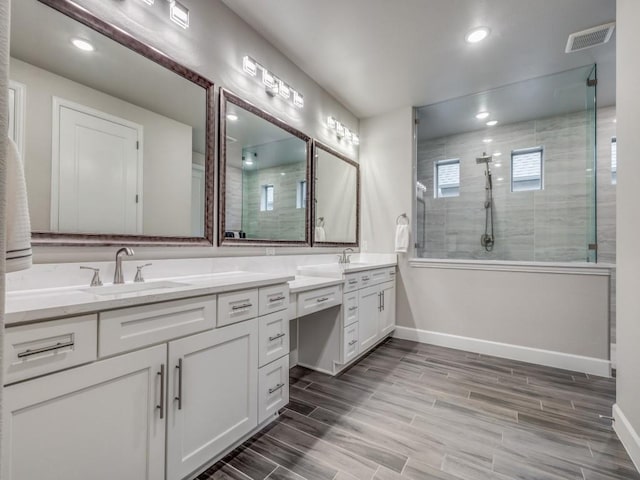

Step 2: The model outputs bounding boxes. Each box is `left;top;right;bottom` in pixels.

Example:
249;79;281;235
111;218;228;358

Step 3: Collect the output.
197;338;639;480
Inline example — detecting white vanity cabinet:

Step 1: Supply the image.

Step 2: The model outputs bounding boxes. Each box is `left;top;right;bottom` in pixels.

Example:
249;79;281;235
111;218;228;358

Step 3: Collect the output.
166;319;258;480
2;344;167;480
358;280;396;351
3;280;291;480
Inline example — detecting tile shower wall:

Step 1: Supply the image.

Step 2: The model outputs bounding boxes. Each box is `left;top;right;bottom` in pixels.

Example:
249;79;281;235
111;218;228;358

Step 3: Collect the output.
226;166;243;232
242;161;307;240
417;107;615;263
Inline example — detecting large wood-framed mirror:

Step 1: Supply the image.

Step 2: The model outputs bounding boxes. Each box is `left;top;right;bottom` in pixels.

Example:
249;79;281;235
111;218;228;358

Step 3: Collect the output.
312;141;360;247
218;89;312;246
9;0;215;246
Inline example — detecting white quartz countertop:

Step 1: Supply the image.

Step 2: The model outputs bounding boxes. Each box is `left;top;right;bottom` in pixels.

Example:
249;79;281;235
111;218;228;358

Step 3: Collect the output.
4;271;294;326
297;260;397;279
288;275;344;294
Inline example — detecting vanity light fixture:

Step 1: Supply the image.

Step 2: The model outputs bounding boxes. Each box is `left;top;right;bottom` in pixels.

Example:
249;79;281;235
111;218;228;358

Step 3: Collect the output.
486;120;498;126
140;0;154;4
466;27;490;44
483;138;493;143
327;116;360;145
169;0;189;29
242;56;304;108
226;113;238;121
475;111;490;120
71;38;95;52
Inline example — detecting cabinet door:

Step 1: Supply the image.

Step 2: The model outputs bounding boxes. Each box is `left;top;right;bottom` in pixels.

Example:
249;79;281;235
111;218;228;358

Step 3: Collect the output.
167;319;258;480
379;281;396;337
358;285;381;351
2;345;166;480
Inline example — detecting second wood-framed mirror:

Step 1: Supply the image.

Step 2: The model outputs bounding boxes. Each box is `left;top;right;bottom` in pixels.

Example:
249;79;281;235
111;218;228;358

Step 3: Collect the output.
312;141;360;247
218;89;312;246
10;0;215;246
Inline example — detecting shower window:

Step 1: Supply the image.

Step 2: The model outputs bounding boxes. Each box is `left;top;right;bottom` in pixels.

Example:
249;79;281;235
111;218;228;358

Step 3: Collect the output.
511;147;543;192
435;159;460;198
260;184;274;211
611;137;617;185
296;180;307;209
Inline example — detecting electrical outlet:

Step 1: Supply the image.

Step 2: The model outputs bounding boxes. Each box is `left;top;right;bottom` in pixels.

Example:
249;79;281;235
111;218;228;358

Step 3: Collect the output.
266;248;275;256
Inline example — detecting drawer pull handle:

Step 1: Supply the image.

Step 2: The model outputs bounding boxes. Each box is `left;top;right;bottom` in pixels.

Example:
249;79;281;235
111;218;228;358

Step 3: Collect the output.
317;297;329;303
231;303;253;311
348;306;358;311
269;383;285;394
348;340;358;346
362;276;370;281
17;340;75;358
175;358;183;410
348;280;358;285
269;332;286;342
269;296;286;303
157;364;165;419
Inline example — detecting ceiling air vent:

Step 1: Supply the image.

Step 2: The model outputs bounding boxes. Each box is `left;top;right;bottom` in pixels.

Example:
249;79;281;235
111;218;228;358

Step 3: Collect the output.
566;22;616;53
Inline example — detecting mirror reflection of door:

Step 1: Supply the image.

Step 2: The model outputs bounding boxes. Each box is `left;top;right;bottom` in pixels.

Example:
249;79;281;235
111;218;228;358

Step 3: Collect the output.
191;163;205;237
53;98;143;234
8;80;26;156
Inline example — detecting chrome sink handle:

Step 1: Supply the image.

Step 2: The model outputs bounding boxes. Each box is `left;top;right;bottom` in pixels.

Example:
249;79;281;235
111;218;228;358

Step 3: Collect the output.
134;263;153;283
80;266;103;287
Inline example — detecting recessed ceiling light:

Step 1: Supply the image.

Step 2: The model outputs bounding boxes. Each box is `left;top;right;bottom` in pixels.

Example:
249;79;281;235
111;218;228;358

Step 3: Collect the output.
486;120;498;126
497;177;504;182
475;111;490;120
466;27;490;44
226;113;238;121
613;118;617;123
494;163;502;167
71;38;94;52
243;157;253;166
280;172;286;176
483;138;493;143
493;152;502;156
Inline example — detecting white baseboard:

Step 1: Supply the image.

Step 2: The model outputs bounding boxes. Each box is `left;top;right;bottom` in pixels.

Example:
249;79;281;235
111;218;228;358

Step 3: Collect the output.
393;326;611;377
613;404;640;473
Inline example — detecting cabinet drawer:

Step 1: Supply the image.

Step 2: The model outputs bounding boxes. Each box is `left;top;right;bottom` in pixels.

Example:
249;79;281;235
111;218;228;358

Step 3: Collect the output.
259;284;290;316
343;291;359;328
343;273;360;293
342;322;359;364
259;310;290;367
258;355;289;424
218;289;259;327
296;285;342;317
4;315;97;385
100;296;216;357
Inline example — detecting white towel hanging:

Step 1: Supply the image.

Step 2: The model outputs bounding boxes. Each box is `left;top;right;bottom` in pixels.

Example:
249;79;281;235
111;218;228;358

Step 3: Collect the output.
315;226;326;242
395;224;410;253
5;137;32;272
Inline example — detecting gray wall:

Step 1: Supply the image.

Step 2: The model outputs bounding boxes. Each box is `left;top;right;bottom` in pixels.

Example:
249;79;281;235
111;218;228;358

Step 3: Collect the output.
417;107;616;263
616;0;640;465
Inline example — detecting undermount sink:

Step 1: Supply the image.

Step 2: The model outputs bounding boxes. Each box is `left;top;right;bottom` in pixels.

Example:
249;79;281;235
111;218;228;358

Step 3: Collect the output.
81;280;188;296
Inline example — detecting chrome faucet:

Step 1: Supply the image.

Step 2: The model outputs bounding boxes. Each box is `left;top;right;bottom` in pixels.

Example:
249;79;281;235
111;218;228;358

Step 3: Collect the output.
113;247;134;284
338;248;354;265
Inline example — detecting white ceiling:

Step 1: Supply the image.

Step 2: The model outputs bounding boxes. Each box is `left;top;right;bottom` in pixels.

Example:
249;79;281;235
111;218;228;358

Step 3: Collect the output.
221;0;616;119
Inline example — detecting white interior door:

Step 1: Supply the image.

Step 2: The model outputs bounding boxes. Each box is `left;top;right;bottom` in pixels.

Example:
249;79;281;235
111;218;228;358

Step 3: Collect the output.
191;164;205;237
54;98;142;234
